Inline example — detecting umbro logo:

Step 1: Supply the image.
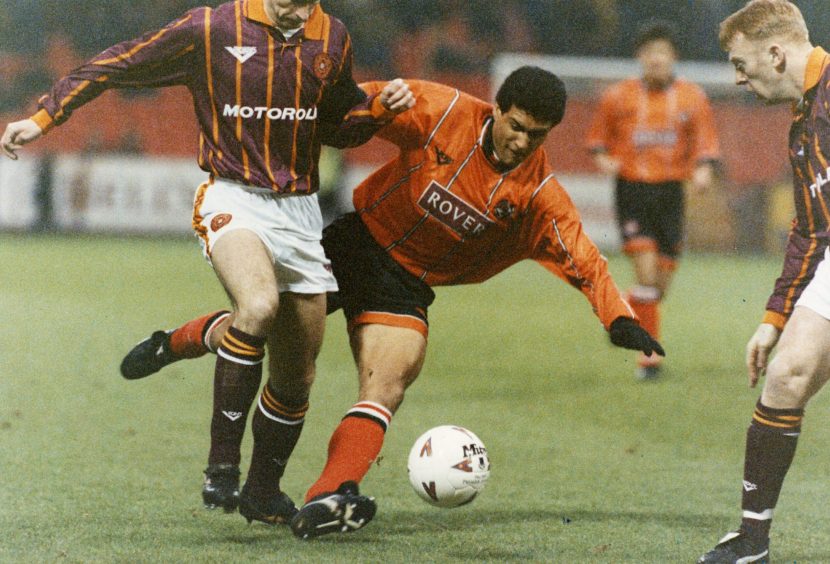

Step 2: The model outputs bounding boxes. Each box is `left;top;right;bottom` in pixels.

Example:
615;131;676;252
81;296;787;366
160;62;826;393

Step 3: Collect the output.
742;480;758;492
434;146;453;165
493;199;515;220
222;411;243;421
225;46;256;63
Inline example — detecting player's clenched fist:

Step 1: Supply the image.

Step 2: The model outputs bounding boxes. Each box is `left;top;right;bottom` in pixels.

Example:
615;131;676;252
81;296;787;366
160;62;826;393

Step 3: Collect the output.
379;78;415;114
1;119;43;160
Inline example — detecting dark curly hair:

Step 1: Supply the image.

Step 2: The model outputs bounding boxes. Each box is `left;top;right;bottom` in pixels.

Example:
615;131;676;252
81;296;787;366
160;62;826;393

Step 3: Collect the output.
495;66;567;126
634;20;679;53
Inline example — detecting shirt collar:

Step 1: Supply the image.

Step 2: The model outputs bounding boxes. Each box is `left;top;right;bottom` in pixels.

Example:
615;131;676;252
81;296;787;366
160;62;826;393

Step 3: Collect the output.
803;46;829;93
244;0;326;40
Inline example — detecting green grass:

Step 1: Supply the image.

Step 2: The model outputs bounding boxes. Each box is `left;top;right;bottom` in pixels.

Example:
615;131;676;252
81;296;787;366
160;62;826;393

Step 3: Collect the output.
1;233;829;562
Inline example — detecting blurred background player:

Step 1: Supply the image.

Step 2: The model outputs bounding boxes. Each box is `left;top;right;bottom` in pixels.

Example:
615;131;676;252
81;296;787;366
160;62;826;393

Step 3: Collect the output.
120;66;664;539
586;20;720;379
0;0;414;525
699;1;830;562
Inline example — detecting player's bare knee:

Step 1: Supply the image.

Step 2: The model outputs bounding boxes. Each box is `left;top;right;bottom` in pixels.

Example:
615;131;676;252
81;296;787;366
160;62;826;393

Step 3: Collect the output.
236;293;280;330
360;373;409;412
765;356;816;405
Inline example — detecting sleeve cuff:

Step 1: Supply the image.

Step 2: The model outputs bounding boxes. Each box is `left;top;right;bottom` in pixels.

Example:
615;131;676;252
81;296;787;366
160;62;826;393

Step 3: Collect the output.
369;95;395;120
762;310;787;330
30;109;54;134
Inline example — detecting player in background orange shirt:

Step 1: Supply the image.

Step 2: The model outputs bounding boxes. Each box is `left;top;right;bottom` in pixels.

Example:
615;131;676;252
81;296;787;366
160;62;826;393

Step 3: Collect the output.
586;21;720;379
121;67;663;538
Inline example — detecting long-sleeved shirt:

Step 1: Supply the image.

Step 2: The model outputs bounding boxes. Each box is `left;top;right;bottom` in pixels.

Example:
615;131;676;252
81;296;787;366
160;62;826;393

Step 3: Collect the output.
585;77;720;183
764;46;830;328
29;0;393;194
354;80;633;329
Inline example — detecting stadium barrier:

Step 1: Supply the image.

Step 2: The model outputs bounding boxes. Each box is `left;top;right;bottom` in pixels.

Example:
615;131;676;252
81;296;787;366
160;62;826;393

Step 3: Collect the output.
0;154;204;235
0;155;626;251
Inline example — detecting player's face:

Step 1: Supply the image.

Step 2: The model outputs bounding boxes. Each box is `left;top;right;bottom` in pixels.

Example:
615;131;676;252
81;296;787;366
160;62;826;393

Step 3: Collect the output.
637;39;676;87
491;106;553;168
727;33;793;104
268;0;319;30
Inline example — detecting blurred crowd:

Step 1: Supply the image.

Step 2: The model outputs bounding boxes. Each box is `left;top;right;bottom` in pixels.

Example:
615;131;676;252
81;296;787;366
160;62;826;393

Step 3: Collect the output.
4;0;830;114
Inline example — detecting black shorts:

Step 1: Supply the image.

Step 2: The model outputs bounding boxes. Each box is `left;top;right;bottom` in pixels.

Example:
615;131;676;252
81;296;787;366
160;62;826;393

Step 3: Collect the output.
615;178;685;260
323;213;435;337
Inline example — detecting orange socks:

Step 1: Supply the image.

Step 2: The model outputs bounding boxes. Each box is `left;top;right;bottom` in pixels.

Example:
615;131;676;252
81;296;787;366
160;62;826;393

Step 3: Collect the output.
169;310;230;358
305;402;392;502
626;286;661;366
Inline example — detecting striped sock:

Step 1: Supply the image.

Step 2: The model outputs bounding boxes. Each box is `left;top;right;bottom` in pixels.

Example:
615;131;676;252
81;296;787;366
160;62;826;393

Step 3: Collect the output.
740;400;803;541
245;383;308;497
305;401;392;502
169;310;230;358
208;326;265;466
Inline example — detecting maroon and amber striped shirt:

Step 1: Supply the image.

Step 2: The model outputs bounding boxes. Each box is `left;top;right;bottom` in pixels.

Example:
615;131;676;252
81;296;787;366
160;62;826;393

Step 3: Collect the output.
30;0;393;194
764;46;830;328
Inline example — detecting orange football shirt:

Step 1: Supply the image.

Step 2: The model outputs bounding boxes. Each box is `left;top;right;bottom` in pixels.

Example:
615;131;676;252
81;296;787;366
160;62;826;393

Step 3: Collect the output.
586;78;719;183
354;80;633;329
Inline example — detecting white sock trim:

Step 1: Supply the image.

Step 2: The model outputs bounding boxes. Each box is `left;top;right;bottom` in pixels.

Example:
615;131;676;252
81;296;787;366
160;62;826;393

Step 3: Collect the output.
348;401;392;427
630;285;661;302
742;508;773;520
204;312;231;353
217;348;262;365
258;397;304;425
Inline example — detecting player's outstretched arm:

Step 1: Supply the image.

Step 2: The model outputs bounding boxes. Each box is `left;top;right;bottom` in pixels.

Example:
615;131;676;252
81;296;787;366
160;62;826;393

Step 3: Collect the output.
745;322;780;388
608;316;666;357
1;119;43;160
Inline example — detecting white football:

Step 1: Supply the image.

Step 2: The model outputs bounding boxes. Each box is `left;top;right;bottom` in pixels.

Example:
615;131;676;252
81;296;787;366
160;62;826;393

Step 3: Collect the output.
407;425;490;508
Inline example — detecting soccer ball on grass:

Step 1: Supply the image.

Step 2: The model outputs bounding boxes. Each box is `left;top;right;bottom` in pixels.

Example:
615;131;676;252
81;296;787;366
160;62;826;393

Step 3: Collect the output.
407;425;490;508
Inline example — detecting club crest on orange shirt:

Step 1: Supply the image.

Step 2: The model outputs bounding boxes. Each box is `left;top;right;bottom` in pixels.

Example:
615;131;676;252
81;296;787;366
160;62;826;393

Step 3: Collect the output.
313;53;333;80
211;213;233;232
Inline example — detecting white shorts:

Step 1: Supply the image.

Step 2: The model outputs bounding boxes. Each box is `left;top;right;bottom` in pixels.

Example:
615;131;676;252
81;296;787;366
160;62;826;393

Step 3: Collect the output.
796;247;830;320
192;178;338;294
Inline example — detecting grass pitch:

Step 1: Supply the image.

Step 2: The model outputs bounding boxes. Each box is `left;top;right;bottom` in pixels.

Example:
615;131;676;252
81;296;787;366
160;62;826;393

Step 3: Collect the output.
1;233;829;563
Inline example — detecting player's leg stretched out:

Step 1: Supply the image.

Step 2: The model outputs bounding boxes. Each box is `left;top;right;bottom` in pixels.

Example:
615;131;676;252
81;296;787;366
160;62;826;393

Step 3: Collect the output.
290;322;426;539
284;213;436;539
122;304;307;522
120;310;231;380
121;302;304;520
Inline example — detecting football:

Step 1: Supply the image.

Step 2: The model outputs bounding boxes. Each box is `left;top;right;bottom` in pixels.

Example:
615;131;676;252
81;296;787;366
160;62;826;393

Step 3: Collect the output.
407;425;490;508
